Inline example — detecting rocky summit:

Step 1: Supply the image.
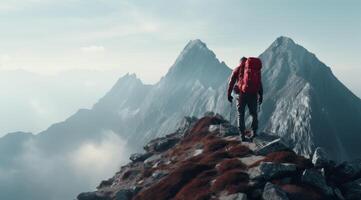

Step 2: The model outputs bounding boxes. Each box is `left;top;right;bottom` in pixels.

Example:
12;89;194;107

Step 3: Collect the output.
77;113;361;200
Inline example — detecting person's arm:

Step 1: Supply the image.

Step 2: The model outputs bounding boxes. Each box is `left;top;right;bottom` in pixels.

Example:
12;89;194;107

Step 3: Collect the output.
227;66;240;99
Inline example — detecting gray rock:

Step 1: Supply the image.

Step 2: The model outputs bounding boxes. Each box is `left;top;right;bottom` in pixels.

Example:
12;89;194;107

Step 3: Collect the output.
250;188;263;199
248;165;262;180
342;178;361;200
129;152;153;162
301;169;333;196
175;116;198;135
122;169;141;180
152;170;169;180
337;159;361;179
312;147;330;168
255;139;290;156
144;137;180;153
219;193;247;200
219;124;239;137
333;187;345;200
97;177;114;189
115;189;133;200
77;192;110;200
259;162;297;180
209;124;239;136
144;153;162;165
262;182;289;200
156;138;180;152
208;124;219;132
204;111;215;116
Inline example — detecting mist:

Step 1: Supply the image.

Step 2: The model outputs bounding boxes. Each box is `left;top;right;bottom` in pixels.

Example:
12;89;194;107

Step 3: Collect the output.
0;131;130;200
0;69;121;136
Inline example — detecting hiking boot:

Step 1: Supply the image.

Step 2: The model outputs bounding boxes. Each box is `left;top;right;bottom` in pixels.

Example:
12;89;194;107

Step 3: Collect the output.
249;130;257;142
252;130;258;138
240;131;247;142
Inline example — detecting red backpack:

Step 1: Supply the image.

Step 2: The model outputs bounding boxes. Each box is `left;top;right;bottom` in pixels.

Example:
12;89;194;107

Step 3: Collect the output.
238;57;262;94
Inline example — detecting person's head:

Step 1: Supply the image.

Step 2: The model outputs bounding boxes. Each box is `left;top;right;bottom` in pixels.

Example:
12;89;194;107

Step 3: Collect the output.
240;57;247;63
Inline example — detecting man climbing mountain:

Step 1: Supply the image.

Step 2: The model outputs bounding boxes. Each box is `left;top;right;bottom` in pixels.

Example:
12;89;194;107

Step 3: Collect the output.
227;57;263;141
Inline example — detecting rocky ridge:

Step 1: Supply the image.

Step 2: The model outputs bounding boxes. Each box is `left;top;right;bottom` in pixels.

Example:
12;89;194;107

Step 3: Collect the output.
77;113;361;200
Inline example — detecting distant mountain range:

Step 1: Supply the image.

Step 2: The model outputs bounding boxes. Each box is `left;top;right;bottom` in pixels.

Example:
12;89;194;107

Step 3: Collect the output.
1;36;360;200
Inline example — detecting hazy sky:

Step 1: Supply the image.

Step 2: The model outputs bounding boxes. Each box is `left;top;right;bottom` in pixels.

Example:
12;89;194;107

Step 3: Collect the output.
0;0;360;96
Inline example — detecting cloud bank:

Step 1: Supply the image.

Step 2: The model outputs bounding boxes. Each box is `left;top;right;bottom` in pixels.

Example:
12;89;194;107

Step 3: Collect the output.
0;131;130;200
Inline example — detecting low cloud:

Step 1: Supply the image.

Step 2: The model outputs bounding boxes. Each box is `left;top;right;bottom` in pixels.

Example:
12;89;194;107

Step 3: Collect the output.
0;131;130;200
70;131;128;183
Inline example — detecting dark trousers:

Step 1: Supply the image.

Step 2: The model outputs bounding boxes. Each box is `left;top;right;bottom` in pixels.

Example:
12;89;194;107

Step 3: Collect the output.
237;92;258;133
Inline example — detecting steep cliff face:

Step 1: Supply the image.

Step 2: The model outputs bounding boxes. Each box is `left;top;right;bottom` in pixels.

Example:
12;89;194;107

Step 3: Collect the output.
259;37;361;160
78;114;361;200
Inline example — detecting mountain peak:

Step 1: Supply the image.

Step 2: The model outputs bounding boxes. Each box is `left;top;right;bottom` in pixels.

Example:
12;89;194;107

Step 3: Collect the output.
184;39;207;50
115;73;142;85
164;39;229;88
270;36;297;49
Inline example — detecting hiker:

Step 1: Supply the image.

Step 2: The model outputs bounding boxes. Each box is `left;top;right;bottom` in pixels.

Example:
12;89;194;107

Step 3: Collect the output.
227;57;263;141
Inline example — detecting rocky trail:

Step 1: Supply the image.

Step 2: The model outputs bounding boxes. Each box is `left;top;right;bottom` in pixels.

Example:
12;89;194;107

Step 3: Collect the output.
78;113;361;200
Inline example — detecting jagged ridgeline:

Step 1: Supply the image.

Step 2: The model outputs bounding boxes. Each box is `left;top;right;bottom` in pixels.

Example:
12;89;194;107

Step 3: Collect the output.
0;37;360;200
78;114;361;200
80;37;361;161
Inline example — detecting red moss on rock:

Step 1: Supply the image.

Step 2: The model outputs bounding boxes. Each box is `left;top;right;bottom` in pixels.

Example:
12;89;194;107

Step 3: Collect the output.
281;184;324;200
225;182;251;195
217;158;247;173
249;151;312;169
174;169;217;200
211;169;249;193
227;144;252;157
190;117;219;134
204;139;228;153
134;162;211;200
199;150;231;165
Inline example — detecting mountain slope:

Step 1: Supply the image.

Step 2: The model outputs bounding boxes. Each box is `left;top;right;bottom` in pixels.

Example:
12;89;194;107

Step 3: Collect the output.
258;37;361;160
0;37;360;200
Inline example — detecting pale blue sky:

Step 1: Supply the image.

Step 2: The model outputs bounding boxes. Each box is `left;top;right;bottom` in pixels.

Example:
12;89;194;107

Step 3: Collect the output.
0;0;360;96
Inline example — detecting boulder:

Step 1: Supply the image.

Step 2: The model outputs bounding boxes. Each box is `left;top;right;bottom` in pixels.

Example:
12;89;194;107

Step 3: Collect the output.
336;159;361;180
209;124;239;137
301;169;333;196
144;137;180;153
255;139;290;156
333;187;345;200
312;147;330;168
258;162;297;180
262;182;289;200
219;192;247;200
115;189;133;200
204;111;216;116
129;152;153;162
151;170;169;180
342;178;361;200
144;154;162;166
175;116;198;135
97;178;114;189
122;169;141;180
77;192;110;200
